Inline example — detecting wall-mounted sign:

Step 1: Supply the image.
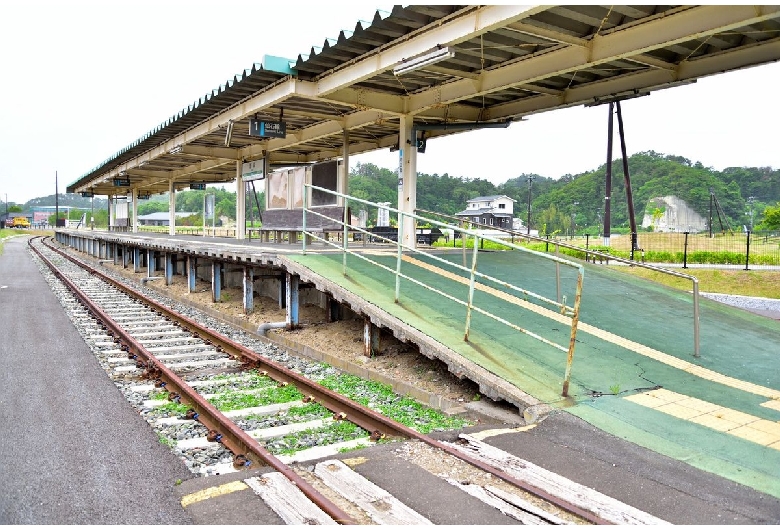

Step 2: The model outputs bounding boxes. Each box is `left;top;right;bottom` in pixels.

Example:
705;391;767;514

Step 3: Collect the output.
190;183;207;190
249;119;286;138
242;159;265;181
81;191;94;197
138;193;151;200
114;178;130;186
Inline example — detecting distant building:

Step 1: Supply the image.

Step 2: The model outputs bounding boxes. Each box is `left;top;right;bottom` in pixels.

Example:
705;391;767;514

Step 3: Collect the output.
137;212;196;226
454;195;516;230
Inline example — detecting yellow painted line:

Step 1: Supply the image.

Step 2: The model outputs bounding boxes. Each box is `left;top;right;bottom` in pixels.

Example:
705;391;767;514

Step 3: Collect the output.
625;389;780;449
402;256;780;401
467;424;537;441
761;399;780;412
180;481;248;508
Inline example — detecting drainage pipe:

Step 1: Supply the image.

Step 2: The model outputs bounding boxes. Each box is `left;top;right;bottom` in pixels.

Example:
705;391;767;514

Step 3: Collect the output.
257;321;287;336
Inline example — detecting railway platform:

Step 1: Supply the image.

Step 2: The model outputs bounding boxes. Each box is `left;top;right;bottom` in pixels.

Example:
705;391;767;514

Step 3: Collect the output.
4;231;779;524
51;228;780;501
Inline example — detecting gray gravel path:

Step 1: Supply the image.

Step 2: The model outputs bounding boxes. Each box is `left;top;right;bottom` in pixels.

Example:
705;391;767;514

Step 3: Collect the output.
0;237;192;524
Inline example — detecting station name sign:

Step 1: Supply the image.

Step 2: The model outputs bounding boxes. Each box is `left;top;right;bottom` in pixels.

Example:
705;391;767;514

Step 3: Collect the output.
114;178;130;186
242;159;265;182
81;191;94;197
249;119;286;138
190;183;207;190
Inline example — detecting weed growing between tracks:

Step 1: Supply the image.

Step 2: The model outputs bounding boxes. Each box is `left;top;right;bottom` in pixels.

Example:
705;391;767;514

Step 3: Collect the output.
319;373;471;434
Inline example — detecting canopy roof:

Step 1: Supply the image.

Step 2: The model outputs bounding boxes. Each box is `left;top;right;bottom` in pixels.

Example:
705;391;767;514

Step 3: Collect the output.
67;5;780;197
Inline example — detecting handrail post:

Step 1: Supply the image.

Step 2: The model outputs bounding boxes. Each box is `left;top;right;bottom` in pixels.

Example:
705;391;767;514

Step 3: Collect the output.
395;212;403;303
562;268;585;397
463;236;480;341
343;200;349;276
555;242;561;304
692;278;700;358
302;185;309;255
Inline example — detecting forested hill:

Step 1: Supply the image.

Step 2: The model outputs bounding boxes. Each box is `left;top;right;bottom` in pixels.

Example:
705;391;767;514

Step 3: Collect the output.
350;151;780;232
13;151;778;232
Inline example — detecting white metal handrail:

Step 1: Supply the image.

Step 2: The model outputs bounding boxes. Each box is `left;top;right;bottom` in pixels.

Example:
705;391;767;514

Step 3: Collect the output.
303;185;586;397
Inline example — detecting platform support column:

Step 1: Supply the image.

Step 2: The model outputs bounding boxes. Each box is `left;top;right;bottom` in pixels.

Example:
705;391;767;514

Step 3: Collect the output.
131;188;139;234
188;256;197;293
243;266;254;314
285;273;299;329
133;247;141;273
327;296;342;322
113;243;118;265
235;160;246;240
363;318;380;357
168;178;176;236
165;253;173;285
278;277;286;309
148;250;156;278
398;115;418;250
212;261;222;302
122;245;129;268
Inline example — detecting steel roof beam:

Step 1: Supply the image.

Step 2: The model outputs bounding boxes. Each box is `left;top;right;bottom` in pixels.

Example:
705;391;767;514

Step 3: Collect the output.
483;36;780;121
314;5;547;96
407;4;780;114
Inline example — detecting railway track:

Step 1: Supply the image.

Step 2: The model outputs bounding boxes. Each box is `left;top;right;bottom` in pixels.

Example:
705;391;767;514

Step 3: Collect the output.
28;235;666;525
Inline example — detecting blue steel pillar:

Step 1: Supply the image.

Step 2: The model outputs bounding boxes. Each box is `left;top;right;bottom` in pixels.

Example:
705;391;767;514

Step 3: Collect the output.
243;266;254;314
285;273;299;329
133;247;141;273
148;250;156;278
165;253;173;286
187;256;197;293
122;245;129;268
212;261;222;302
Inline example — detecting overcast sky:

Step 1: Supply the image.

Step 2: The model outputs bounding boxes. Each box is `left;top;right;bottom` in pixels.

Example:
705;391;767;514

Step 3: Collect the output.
1;1;779;205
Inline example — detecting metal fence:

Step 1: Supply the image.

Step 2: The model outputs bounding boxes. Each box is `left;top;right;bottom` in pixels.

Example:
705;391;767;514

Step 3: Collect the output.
544;231;780;269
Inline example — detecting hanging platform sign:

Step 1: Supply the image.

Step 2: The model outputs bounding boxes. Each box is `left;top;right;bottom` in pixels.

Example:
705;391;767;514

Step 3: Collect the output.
81;191;94;197
249;119;286;138
190;183;207;190
242;159;265;181
114;178;130;186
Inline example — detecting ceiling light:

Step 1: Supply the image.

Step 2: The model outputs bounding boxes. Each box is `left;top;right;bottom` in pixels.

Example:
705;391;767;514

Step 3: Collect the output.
169;145;183;155
394;47;454;76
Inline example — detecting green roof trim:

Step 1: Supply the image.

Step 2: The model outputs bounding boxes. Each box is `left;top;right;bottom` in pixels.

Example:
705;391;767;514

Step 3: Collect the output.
262;54;298;75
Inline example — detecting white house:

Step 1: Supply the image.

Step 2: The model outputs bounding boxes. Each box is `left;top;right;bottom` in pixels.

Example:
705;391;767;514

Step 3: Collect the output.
137;211;197;226
454;195;516;229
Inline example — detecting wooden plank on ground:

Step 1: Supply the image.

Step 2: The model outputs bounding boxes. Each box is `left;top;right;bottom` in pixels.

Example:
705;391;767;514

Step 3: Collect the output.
314;459;433;525
448;434;669;525
444;477;552;524
244;473;337;525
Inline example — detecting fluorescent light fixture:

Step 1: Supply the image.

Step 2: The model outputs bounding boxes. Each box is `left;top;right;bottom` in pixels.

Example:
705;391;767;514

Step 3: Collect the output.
118;171;127;177
224;120;234;147
394;47;454;75
169;145;183;155
138;161;148;167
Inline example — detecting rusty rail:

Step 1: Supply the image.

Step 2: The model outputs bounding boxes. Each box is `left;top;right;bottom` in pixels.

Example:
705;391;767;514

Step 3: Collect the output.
36;236;611;524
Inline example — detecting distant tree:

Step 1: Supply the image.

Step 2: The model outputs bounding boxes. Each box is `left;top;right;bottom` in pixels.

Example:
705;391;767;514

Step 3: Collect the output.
9;205;22;213
763;203;780;229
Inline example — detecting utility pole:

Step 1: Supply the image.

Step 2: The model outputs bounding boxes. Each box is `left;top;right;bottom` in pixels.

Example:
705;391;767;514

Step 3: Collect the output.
603;102;614;247
571;201;579;236
55;171;59;228
747;196;755;231
526;175;535;235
